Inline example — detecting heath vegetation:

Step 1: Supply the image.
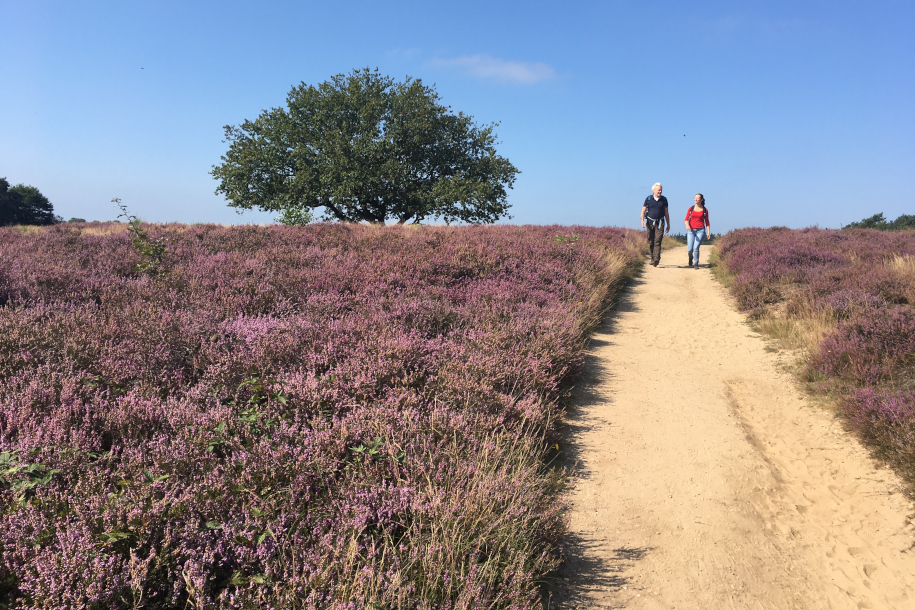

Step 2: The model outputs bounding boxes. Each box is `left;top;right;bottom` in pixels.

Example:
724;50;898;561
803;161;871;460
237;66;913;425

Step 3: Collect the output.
0;222;642;609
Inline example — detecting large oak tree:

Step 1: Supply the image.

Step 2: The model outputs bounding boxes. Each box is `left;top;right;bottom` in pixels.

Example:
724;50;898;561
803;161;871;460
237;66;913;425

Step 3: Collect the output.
211;68;519;225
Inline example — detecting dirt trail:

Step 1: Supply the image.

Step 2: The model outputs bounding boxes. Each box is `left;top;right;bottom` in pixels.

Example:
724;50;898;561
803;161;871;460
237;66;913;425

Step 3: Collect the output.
554;245;915;609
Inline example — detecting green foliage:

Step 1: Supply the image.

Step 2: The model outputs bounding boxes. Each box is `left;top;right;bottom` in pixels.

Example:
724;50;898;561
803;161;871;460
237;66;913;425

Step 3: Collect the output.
113;198;168;276
845;212;888;229
234;373;285;437
0;178;58;226
211;67;519;225
348;437;405;465
206;374;289;457
349;437;385;462
844;212;915;231
68;217;86;223
555;233;579;264
0;449;60;505
274;206;313;226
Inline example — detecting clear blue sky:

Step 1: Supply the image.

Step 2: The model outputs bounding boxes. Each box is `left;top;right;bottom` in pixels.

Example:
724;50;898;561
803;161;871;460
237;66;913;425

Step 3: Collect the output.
2;0;913;231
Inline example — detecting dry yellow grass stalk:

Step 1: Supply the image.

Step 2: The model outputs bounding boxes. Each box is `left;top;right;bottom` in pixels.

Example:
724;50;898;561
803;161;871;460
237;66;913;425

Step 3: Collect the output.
885;254;915;279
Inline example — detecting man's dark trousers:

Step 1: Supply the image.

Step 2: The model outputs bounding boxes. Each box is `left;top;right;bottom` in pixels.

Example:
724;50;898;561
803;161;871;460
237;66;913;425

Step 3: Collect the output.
647;221;664;265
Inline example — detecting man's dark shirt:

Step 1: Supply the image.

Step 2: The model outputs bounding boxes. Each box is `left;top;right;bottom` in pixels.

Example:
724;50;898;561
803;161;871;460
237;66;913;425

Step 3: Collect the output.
643;195;668;221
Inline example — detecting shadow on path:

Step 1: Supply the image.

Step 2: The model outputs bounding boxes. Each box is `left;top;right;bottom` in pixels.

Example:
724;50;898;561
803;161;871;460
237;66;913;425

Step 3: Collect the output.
543;275;652;608
546;539;654;608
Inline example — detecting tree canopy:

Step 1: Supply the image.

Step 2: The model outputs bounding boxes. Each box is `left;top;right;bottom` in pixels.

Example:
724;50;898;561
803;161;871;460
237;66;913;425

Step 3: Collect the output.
0;179;58;226
211;68;520;225
844;212;915;231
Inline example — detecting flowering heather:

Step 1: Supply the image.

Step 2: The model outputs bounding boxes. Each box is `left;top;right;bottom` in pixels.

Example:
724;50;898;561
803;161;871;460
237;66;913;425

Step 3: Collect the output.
845;388;915;469
0;223;643;609
716;227;915;485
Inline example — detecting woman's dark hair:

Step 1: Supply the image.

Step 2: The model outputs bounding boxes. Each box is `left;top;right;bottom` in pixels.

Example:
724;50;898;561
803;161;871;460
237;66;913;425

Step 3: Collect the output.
696;193;706;207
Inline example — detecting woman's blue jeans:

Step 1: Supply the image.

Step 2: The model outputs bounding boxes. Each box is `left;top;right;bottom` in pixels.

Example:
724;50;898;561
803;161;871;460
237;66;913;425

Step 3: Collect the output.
687;228;705;267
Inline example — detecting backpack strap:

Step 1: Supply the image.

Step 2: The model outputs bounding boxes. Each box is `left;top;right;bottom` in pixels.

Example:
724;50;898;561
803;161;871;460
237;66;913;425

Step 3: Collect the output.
687;206;708;227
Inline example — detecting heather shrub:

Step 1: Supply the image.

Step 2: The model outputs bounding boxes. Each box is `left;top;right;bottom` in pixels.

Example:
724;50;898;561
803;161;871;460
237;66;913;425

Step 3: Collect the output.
814;306;915;385
845;388;915;480
0;223;643;608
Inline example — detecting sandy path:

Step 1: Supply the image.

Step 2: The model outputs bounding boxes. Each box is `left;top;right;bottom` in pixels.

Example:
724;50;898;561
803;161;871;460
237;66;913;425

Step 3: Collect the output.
553;245;915;609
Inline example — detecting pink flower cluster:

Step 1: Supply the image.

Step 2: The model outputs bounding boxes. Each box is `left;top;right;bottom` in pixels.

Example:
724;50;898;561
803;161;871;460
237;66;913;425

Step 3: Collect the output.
717;227;915;482
0;223;642;608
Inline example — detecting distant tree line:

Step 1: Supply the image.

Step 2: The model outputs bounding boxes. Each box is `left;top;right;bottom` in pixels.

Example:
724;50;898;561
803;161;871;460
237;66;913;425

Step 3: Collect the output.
844;212;915;231
0;178;61;226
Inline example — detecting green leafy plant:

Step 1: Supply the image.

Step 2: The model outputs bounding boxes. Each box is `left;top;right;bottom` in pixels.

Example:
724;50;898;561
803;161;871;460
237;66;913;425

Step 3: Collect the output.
237;373;287;408
113;198;168;276
349;437;404;464
235;373;286;436
275;206;313;226
349;437;386;462
208;374;289;450
0;450;60;505
98;529;136;545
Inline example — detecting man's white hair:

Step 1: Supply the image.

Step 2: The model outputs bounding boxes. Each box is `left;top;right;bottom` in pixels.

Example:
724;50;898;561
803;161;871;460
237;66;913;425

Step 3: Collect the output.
652;182;662;189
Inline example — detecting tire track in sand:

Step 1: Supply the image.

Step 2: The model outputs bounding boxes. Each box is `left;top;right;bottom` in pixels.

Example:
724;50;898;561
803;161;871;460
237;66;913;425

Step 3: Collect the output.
553;245;915;609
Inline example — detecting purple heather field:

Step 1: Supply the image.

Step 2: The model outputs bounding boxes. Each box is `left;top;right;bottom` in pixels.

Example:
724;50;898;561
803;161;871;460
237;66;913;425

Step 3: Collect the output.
0;223;642;609
716;227;915;485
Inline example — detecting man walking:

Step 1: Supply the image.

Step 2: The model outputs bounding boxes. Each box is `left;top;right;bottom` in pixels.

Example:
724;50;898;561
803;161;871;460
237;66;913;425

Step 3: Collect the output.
640;182;670;267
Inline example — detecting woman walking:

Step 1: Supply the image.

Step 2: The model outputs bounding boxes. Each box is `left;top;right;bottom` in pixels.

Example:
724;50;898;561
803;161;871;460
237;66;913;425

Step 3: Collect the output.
684;194;711;269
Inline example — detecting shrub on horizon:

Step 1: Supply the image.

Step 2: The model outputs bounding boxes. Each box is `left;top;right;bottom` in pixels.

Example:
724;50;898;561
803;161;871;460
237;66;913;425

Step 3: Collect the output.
843;212;915;231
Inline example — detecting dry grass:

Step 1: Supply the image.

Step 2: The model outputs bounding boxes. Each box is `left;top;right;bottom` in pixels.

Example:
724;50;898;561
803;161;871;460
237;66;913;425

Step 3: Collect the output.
753;310;837;357
661;233;685;249
10;225;50;235
708;247;733;288
574;250;641;335
709;245;836;357
885;254;915;280
78;223;130;236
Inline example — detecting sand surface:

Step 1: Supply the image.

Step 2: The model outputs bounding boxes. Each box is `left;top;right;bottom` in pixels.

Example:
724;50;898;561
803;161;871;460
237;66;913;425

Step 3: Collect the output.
554;245;915;609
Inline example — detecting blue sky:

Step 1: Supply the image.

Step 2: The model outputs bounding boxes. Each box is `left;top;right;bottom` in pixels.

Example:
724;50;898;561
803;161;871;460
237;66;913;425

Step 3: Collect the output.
2;0;913;231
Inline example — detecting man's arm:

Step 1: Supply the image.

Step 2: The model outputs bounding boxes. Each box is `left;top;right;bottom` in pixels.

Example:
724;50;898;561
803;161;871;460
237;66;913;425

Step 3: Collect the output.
664;207;671;233
640;205;647;229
